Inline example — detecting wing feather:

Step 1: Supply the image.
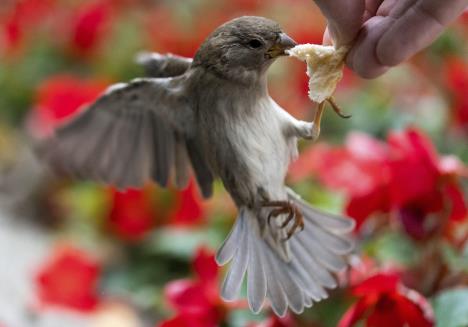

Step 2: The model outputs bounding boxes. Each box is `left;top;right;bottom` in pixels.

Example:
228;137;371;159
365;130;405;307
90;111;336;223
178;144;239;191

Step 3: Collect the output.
44;76;213;195
136;52;192;78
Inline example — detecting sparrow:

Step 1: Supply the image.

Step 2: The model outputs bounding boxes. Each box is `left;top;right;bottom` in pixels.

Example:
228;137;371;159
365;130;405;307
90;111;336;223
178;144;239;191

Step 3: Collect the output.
44;16;355;316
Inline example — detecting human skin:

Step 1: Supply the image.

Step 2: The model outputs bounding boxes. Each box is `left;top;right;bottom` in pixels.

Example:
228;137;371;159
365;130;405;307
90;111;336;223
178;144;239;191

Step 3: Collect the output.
314;0;468;78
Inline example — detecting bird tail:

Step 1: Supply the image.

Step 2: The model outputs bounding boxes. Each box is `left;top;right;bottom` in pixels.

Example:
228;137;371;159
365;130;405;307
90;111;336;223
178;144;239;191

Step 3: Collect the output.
215;189;355;316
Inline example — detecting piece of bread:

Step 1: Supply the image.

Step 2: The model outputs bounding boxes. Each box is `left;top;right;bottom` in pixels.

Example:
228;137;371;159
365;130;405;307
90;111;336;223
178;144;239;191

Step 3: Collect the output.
288;44;349;103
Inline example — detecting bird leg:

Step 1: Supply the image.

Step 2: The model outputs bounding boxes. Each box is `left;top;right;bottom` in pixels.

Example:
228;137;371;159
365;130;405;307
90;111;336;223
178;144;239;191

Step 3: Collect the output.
261;201;304;241
308;98;351;141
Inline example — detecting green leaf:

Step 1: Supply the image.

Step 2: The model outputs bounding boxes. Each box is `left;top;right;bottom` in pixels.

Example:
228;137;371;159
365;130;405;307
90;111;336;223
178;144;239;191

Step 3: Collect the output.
145;227;223;259
433;288;468;327
228;308;265;327
441;242;468;272
366;231;418;267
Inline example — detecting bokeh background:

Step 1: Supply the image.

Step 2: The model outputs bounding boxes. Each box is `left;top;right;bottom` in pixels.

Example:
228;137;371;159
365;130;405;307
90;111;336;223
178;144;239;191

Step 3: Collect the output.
0;0;467;326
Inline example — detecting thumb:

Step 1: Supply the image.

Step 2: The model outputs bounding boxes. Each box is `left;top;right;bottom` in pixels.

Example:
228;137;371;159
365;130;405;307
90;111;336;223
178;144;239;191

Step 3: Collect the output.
314;0;366;46
322;27;333;46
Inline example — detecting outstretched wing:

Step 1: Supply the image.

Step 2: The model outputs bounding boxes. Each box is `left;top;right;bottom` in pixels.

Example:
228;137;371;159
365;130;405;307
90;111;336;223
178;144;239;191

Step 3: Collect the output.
136;52;192;78
44;76;214;198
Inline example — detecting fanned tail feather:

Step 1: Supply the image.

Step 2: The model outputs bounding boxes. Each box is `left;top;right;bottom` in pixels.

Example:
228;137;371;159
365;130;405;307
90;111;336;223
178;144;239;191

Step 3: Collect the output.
216;189;355;316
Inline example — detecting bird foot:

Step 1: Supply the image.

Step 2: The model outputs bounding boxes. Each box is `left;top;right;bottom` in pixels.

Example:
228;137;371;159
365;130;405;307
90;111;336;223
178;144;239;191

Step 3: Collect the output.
261;201;304;241
307;98;351;142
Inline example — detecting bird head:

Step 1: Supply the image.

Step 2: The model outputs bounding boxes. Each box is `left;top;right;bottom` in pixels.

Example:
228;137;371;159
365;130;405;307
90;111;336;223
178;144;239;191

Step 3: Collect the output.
193;16;297;85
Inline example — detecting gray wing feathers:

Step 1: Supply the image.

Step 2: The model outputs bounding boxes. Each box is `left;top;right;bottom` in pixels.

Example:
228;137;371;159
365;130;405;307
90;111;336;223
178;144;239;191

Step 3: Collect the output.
173;134;190;189
134;52;214;195
217;190;355;316
136;52;192;78
45;77;214;195
149;111;175;187
185;138;214;198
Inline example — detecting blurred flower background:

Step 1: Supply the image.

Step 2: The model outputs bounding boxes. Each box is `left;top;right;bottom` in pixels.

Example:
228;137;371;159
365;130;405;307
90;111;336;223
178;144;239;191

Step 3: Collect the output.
0;0;467;326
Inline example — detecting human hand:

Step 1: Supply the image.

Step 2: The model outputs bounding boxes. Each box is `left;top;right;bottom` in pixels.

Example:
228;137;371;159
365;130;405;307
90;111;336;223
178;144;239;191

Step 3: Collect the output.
314;0;468;78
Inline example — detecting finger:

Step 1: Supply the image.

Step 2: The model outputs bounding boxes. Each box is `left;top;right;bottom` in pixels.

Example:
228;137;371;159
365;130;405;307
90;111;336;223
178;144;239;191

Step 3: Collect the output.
321;0;382;46
377;0;417;17
346;16;391;78
376;0;468;66
314;0;366;45
364;0;384;20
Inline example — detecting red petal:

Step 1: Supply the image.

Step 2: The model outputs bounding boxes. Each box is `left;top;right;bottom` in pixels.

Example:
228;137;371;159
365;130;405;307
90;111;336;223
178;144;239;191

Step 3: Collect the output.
387;129;440;206
444;182;468;222
346;185;390;229
346;132;388;162
366;296;404;327
32;75;107;137
164;280;211;313
395;289;434;327
35;245;101;312
108;188;156;241
71;1;112;55
338;297;373;327
444;57;468;95
159;315;188;327
192;247;218;284
170;180;205;226
393;129;439;170
289;133;389;199
352;273;400;296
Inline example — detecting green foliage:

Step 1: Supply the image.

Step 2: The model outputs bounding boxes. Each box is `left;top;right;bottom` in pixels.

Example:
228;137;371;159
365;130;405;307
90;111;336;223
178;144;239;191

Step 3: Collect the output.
433;288;468;327
366;231;419;267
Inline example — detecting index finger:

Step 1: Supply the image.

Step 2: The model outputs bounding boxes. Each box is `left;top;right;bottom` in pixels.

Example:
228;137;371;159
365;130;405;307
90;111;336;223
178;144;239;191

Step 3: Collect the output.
314;0;366;45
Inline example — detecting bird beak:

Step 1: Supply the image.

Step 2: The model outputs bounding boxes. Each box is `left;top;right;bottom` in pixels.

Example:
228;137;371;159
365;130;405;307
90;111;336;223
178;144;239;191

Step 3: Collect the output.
266;33;297;59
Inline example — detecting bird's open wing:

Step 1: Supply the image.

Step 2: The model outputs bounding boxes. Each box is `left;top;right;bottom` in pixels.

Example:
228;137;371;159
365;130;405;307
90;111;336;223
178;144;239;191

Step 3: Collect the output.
136;52;192;78
44;76;214;198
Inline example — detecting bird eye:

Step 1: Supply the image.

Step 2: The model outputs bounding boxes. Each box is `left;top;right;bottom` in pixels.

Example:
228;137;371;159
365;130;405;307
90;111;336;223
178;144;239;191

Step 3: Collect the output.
248;39;263;49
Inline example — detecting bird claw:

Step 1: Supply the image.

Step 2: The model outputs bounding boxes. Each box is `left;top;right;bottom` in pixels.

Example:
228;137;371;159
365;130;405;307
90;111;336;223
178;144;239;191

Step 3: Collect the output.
262;201;304;241
326;97;352;119
306;98;350;142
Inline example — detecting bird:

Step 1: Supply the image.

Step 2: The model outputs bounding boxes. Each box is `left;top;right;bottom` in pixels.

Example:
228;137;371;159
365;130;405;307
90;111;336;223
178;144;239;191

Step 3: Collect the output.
43;16;355;316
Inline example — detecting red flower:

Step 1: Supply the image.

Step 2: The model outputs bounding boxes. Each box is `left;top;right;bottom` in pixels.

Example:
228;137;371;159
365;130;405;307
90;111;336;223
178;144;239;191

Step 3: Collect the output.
30;74;107;137
292;129;467;239
108;187;157;241
35;245;101;312
386;129;467;239
160;247;242;327
290;132;391;228
0;0;56;55
69;0;113;57
169;180;205;226
338;273;434;327
444;57;468;128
